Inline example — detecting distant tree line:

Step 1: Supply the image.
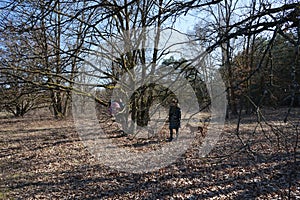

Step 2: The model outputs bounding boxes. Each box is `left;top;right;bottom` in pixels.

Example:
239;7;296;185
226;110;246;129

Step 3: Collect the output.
0;0;299;120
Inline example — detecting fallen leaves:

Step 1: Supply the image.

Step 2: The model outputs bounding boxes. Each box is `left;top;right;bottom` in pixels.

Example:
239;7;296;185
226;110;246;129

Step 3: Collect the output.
0;108;299;199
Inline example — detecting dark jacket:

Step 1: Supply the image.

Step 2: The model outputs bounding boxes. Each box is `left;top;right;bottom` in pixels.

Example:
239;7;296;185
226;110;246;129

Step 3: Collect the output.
169;105;181;129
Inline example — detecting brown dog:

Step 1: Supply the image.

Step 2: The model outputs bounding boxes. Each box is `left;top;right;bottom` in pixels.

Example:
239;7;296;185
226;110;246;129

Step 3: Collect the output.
186;123;205;137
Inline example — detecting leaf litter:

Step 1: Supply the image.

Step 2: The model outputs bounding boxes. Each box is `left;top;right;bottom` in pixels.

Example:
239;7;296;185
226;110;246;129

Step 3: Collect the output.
0;108;299;199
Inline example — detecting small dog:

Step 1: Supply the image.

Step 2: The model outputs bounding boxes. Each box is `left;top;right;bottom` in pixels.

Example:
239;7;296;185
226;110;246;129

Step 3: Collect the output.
186;123;205;137
159;129;168;140
147;127;168;140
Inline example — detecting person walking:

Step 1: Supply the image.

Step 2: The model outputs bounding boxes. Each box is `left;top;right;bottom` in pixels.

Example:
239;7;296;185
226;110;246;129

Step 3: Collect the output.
109;100;121;118
168;98;181;142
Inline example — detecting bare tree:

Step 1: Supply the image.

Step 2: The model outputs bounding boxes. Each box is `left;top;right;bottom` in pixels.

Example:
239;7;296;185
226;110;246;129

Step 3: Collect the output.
0;0;91;118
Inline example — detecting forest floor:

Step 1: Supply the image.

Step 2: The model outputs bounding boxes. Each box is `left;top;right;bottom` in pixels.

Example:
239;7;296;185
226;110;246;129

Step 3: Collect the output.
0;108;299;199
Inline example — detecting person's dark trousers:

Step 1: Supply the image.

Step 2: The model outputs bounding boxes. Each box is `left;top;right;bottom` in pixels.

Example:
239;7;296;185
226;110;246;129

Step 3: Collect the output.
169;129;173;141
169;128;179;141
